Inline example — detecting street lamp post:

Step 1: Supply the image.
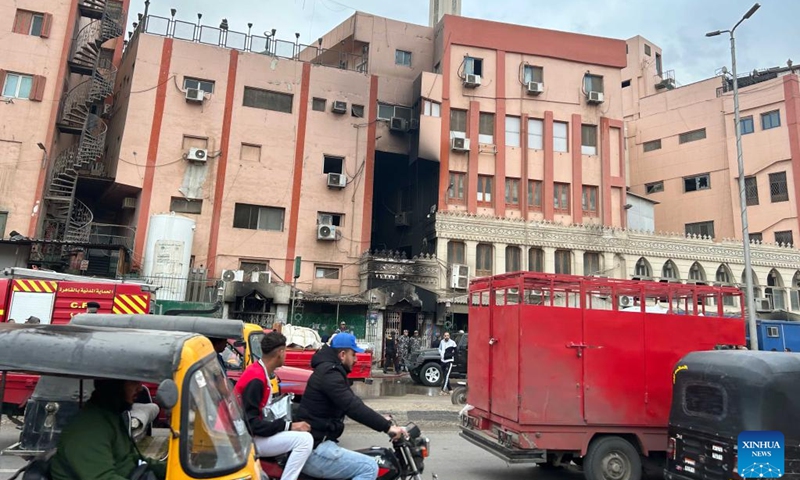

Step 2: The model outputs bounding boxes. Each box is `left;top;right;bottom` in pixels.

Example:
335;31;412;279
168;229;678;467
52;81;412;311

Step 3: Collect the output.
706;2;761;350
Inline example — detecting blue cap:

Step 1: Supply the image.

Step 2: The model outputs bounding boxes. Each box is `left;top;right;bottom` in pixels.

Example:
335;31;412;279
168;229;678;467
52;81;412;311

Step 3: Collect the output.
330;333;364;353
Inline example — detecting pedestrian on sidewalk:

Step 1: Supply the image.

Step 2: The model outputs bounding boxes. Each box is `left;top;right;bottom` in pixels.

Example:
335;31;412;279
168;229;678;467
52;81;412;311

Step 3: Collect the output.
397;329;410;372
383;330;398;373
438;331;457;395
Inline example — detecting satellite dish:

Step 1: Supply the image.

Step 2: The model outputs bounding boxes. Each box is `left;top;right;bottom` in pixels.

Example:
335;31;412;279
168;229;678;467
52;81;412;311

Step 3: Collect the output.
222;270;236;282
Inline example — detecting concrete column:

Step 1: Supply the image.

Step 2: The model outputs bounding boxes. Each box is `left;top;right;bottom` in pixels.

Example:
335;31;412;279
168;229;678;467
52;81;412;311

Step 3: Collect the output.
543;246;556;273
465;240;479;277
603;252;617;278
495;242;508;274
573;249;586;276
437;238;450;289
275;304;289;323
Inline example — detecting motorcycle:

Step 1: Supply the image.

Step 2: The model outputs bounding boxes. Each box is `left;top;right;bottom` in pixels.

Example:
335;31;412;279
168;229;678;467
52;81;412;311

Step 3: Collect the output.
260;421;431;480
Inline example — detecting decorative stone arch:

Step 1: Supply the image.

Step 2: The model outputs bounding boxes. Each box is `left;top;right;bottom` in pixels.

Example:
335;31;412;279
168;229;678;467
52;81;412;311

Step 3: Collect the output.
688;262;706;282
766;268;786;310
741;268;762;300
661;259;680;281
633;257;652;278
791;271;800;311
715;264;734;284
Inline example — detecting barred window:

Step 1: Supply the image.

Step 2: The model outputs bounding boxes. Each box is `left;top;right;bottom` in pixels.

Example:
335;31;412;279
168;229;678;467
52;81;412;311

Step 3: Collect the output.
745;176;759;206
769;172;789;202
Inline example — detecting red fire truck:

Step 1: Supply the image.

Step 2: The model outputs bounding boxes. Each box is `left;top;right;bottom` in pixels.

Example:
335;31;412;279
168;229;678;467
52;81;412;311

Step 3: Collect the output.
0;268;154;411
459;272;745;480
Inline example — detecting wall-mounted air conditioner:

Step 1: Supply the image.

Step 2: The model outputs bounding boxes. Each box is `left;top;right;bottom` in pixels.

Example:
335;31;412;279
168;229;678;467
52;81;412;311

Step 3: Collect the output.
450;264;469;290
390;117;408;132
463;74;481;88
221;269;245;282
185;88;205;103
327;172;346;188
587;91;604;104
526;81;544;95
317;224;337;241
450;137;470;152
187;148;208;163
331;101;347;114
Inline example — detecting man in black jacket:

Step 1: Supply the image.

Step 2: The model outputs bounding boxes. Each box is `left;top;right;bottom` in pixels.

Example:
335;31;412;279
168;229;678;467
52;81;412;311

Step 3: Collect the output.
297;333;405;480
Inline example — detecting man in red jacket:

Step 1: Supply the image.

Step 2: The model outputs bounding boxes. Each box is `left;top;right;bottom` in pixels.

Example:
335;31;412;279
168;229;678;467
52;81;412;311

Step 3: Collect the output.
234;331;313;480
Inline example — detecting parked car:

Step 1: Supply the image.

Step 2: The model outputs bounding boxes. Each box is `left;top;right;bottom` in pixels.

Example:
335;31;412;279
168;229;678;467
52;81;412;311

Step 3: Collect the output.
408;333;468;386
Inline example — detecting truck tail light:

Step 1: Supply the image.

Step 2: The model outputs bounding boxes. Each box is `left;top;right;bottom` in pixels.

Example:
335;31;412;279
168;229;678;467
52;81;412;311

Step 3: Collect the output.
667;437;676;460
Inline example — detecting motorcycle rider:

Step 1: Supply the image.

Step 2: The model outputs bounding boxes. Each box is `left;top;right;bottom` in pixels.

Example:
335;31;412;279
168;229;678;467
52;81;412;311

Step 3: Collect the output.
296;333;405;480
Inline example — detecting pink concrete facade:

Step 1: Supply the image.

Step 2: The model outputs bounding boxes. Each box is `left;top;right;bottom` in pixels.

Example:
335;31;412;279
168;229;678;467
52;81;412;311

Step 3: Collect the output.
625;35;800;249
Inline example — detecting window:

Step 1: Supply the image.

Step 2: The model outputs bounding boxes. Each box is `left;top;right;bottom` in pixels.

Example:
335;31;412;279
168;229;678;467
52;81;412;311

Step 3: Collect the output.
621;79;631;88
555;250;571;274
445;171;466;201
581;124;597;155
447;241;465;265
13;10;50;37
170;197;202;214
683;384;725;417
643;139;662;152
523;65;543;84
464;57;483;76
241;143;261;162
479;112;494;144
243;87;292;113
505;246;521;272
2;73;34;100
351;104;364;117
761;110;781;130
554;183;570;213
766;326;780;338
378;104;394;120
448;172;465;201
0;212;6;238
240;261;268;277
233;204;285;231
745;176;759;205
476;244;493;276
505;178;520;206
644;44;651;56
477;175;492;204
317;213;343;227
645;181;664;194
312;97;326;111
323;155;344;174
528;119;543;150
553;121;568;153
775;230;794;246
505;116;521;147
315;266;340;280
740;116;754;135
769;171;789;202
395;50;412;67
749;233;763;243
528;248;544;272
679;128;706;144
183;78;215;93
584;252;601;275
684;174;710;192
685;221;715;239
422;100;441;117
582;185;598;214
584;74;604;93
450;109;467;133
528;180;542;209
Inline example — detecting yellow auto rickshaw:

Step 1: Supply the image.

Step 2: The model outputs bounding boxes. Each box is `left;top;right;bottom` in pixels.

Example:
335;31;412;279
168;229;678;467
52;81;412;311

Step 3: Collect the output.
0;323;262;480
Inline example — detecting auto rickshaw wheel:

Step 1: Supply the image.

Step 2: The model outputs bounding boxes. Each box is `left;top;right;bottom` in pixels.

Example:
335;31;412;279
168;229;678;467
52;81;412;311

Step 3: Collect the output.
584;436;641;480
451;386;467;405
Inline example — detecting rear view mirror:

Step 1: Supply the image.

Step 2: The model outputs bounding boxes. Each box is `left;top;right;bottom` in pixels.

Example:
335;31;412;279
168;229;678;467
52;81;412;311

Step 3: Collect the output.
233;340;246;348
154;379;179;409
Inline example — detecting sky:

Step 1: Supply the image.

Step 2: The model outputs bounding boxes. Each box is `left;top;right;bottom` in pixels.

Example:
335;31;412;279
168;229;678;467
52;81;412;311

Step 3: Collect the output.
132;0;799;86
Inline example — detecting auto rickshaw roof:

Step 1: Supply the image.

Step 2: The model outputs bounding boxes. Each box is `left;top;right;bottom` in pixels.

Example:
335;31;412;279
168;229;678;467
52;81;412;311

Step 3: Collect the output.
70;314;244;341
0;323;202;382
676;350;800;382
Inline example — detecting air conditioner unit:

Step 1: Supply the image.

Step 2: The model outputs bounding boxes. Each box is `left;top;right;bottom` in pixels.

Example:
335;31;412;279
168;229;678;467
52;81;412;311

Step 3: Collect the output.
187;148;208;163
251;271;272;283
390;117;408;132
755;297;773;311
185;88;204;102
463;74;481;88
450;264;469;290
317;224;337;241
526;81;544;95
394;212;410;227
327;172;346;188
331;101;347;114
122;197;136;209
408;118;420;131
587;91;604;104
450;137;470;152
618;295;635;307
221;269;244;282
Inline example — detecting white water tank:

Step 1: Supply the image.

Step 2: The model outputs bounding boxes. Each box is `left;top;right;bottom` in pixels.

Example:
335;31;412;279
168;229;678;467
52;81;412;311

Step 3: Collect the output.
142;212;195;301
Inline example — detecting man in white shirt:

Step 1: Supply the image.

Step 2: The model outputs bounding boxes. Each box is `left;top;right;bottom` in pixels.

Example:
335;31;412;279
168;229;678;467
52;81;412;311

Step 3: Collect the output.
437;331;457;395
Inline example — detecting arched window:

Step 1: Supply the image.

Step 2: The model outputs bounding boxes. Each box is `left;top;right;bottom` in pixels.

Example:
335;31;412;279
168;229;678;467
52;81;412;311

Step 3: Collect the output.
634;257;652;278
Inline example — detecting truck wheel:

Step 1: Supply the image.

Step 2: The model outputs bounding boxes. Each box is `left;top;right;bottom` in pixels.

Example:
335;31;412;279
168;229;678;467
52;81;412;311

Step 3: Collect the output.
419;362;443;386
451;386;467;404
584;436;642;480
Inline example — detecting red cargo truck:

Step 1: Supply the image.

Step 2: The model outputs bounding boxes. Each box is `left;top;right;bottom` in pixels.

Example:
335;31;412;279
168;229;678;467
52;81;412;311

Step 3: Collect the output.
459;272;745;480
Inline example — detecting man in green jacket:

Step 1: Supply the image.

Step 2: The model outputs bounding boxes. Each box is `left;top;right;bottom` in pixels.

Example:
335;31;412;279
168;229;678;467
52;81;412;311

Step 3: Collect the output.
50;378;167;480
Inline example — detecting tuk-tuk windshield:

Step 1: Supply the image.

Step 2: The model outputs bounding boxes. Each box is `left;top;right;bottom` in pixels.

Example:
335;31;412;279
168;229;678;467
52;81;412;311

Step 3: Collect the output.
182;355;252;475
250;332;264;361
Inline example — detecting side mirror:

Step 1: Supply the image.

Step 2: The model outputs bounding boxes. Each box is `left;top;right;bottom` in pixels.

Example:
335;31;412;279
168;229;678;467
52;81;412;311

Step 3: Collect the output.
154;379;179;409
233;340;246;348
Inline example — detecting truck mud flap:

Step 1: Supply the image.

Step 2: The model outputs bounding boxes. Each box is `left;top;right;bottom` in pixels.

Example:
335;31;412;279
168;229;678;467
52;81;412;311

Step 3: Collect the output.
459;427;546;464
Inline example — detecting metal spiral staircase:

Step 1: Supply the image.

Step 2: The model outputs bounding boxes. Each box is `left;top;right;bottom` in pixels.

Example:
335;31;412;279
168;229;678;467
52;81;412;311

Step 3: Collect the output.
44;0;123;248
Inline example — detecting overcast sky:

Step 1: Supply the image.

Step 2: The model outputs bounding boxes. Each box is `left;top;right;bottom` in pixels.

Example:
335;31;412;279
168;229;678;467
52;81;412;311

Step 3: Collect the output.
133;0;798;86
